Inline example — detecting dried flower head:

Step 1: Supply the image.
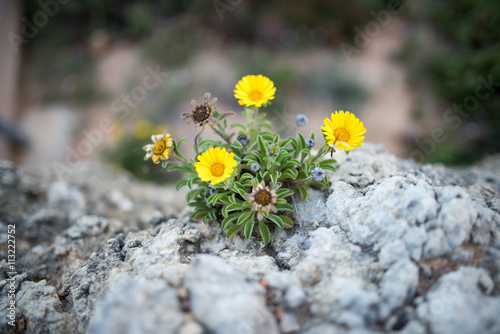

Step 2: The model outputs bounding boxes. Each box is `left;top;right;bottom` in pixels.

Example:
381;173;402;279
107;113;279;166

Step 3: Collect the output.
296;114;308;126
246;181;278;214
181;92;218;129
143;133;174;164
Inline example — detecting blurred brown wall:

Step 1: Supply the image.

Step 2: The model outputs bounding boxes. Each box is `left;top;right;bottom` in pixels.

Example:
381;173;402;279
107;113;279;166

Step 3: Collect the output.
0;0;21;161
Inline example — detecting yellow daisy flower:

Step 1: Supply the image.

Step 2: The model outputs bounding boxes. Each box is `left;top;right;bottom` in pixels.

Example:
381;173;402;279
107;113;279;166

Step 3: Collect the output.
195;147;237;185
143;133;174;164
321;110;366;152
234;75;276;107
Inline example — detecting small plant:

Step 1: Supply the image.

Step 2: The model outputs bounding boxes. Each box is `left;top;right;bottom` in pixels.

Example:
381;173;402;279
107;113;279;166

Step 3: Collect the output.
143;74;366;245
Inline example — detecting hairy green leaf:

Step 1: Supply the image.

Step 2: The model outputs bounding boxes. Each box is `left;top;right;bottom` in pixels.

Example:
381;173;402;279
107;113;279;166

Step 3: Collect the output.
244;218;255;239
259;220;271;244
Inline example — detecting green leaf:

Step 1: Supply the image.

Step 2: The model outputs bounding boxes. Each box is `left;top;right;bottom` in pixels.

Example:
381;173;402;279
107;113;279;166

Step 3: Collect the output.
232;140;243;150
172;138;187;158
225;203;244;212
275;203;294;212
258;220;271;244
260;121;273;130
187;177;196;189
237;210;253;225
280;215;294;228
270;172;279;186
175;180;188;191
280;138;295;150
218;195;232;205
244;218;255;239
168;164;193;173
264;213;284;229
240;173;254;182
277;188;294;198
319;159;337;172
207;193;228;206
221;212;242;230
207;209;218;221
282;159;301;169
251;151;264;162
277;153;292;165
280;168;298;180
297;132;307;149
227;224;243;239
322;165;336;172
257;135;267;156
297;185;308;201
234;181;247;193
255;112;267;121
186;189;202;202
273;135;280;145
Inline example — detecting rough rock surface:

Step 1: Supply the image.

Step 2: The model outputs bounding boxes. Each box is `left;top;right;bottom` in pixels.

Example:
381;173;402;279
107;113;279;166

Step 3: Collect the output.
1;143;499;334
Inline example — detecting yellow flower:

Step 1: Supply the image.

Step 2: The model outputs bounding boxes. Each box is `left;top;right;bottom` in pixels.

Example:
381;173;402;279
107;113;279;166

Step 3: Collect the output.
234;75;276;107
134;119;153;139
195;147;237;185
321;110;366;152
143;133;174;164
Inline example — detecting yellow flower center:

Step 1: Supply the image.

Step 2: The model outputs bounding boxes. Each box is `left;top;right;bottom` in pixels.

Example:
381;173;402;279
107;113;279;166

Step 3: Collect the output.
153;140;166;155
333;128;350;143
249;90;263;102
255;190;271;206
211;163;225;177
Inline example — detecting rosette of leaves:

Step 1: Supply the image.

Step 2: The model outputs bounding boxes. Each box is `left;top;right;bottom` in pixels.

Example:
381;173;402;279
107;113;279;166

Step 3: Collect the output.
174;114;336;243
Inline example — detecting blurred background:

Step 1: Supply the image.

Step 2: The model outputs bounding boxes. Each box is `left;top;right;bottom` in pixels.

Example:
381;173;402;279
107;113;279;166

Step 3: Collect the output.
0;0;499;182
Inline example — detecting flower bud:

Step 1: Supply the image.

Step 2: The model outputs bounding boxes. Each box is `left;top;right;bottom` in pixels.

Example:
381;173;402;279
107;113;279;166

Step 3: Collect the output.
297;236;311;250
296;114;308;126
236;134;249;146
311;167;326;182
305;138;315;148
268;145;279;157
250;163;260;172
207;188;218;197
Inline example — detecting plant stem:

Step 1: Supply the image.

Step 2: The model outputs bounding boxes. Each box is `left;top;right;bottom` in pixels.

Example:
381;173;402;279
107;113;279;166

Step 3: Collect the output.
292;176;313;184
311;143;328;162
209;124;232;145
291;194;306;237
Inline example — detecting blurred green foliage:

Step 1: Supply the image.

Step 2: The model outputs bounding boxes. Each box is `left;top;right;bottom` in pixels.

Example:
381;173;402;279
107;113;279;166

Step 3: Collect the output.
398;0;500;165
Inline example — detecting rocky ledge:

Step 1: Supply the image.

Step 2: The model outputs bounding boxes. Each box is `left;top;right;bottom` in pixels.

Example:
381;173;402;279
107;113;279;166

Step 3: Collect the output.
1;143;499;334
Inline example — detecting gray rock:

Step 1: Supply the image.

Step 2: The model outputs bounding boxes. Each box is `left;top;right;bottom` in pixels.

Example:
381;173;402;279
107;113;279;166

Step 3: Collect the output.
184;255;279;334
88;276;183;334
66;215;108;239
378;259;419;319
379;239;409;269
0;146;499;334
416;267;500;334
15;280;77;333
